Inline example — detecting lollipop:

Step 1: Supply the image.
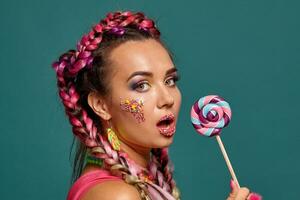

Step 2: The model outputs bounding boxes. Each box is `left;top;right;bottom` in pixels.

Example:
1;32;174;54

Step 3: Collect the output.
191;95;240;188
191;95;231;137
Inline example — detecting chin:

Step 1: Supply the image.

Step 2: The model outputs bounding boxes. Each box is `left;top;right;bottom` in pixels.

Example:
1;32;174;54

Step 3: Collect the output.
152;136;174;148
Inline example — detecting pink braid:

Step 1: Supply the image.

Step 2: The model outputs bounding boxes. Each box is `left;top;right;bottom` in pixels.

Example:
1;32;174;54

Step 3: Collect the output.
150;148;179;196
52;50;125;175
158;148;176;190
52;51;98;148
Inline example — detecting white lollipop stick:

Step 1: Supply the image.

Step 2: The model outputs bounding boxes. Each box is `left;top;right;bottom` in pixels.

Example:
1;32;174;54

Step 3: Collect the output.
216;135;240;188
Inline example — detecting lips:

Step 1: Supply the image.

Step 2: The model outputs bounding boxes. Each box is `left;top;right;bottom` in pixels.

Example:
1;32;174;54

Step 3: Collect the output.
156;114;176;137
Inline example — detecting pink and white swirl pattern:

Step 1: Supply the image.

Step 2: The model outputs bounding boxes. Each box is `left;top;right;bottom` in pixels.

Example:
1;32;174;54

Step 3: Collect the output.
190;95;232;137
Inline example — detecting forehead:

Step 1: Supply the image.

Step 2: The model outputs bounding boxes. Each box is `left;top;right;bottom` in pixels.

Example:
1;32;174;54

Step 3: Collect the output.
108;39;174;78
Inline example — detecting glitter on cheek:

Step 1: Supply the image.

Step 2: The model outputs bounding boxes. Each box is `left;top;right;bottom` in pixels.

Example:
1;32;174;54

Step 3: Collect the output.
120;98;145;123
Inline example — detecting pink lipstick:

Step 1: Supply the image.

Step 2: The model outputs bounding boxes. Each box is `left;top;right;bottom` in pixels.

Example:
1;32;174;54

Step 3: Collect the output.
156;114;176;137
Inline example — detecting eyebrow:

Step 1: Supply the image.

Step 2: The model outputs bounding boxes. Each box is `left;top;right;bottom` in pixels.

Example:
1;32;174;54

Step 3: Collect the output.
127;67;178;82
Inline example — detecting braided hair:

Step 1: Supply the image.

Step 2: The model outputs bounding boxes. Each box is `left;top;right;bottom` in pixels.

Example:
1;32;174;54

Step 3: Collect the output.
52;11;180;199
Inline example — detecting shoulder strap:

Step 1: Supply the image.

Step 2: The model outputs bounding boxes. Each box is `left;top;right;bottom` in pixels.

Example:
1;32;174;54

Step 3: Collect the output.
67;169;122;200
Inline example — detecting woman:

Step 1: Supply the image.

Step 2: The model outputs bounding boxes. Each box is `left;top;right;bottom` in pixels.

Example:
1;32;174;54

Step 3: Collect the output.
52;11;253;200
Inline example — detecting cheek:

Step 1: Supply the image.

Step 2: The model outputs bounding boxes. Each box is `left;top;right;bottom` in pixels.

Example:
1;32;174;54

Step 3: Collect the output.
119;98;145;123
177;89;182;108
112;98;154;144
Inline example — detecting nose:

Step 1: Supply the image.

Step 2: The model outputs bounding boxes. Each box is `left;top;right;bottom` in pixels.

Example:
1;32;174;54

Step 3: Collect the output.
156;85;174;109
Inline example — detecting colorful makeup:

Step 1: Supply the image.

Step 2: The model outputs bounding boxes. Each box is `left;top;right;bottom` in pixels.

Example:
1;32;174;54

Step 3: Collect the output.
120;98;145;123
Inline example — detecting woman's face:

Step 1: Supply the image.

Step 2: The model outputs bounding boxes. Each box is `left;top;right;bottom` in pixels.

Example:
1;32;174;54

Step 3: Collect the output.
105;39;181;150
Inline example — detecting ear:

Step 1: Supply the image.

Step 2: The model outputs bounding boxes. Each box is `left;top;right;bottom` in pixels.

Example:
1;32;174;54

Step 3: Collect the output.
87;92;112;121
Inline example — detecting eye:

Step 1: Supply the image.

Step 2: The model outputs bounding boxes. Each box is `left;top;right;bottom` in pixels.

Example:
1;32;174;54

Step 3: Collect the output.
165;75;180;87
132;81;151;92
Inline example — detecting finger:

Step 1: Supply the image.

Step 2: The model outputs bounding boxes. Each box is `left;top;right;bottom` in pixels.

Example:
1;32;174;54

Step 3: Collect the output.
247;192;262;200
226;180;238;200
235;187;250;200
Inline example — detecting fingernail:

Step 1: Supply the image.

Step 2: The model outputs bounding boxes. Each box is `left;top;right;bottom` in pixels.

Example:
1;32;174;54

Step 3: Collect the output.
248;193;262;200
230;179;235;190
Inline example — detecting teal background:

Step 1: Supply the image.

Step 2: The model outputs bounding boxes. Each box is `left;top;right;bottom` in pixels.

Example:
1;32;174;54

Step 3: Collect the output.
0;0;299;199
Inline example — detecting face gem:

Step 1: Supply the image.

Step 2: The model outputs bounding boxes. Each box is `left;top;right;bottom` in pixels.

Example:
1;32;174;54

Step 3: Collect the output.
120;98;145;123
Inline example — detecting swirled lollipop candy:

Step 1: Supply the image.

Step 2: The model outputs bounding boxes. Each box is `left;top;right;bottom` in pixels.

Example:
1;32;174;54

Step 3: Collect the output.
191;95;231;137
190;95;240;188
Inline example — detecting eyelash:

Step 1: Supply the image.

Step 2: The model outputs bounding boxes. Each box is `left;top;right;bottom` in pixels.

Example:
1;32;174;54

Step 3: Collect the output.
165;74;180;86
131;74;180;92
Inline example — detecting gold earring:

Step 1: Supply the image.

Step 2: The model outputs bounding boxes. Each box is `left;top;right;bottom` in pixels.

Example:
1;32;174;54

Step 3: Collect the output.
107;127;121;151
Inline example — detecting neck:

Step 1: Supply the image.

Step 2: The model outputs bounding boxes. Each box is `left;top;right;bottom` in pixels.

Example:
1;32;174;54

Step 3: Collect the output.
119;140;151;169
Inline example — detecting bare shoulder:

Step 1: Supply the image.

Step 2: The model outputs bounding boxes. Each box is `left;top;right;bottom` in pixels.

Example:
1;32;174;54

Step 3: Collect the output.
81;180;141;200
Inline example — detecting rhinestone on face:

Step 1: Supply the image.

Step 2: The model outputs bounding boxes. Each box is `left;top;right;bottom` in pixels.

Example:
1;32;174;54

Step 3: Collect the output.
120;98;145;123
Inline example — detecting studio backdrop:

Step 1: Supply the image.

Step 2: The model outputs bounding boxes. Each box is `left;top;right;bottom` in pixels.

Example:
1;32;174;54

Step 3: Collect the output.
0;0;299;199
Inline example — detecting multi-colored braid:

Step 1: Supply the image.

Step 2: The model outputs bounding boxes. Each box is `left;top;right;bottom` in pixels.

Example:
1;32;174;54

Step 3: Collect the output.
52;11;179;199
52;50;99;148
53;49;123;174
150;148;180;199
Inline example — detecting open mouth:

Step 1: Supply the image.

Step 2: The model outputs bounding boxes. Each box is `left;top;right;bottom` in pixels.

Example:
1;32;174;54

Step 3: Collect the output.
156;114;176;137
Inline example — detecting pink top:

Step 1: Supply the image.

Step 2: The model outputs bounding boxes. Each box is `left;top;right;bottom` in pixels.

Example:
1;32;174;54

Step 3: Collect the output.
67;168;176;200
67;169;121;200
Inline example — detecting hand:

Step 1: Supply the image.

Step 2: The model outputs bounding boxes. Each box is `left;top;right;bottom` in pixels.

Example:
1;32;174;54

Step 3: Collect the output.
226;180;262;200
